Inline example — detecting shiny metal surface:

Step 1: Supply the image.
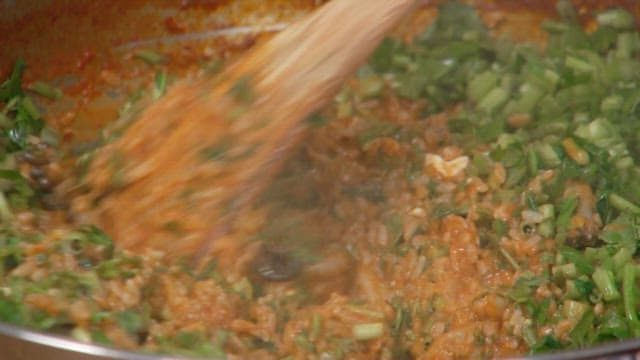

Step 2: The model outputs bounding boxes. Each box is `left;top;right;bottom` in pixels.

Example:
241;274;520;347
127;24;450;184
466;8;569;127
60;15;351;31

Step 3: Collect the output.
520;340;640;360
2;319;640;360
0;322;209;360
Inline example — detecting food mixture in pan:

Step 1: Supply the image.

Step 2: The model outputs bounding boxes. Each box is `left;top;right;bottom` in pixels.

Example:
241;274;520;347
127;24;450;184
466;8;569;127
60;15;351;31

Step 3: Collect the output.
2;1;640;358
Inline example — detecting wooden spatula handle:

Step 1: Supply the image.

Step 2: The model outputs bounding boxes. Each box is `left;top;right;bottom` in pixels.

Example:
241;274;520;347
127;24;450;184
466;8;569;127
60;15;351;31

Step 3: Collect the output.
215;0;418;215
196;0;418;254
74;0;417;260
237;0;418;116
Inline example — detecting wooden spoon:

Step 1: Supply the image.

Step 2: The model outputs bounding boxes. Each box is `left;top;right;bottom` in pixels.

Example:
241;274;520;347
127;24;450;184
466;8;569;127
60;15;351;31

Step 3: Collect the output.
71;0;417;261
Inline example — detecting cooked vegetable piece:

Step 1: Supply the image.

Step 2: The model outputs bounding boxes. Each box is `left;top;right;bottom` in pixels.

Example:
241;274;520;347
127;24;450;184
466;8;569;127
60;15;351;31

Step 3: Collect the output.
4;1;640;358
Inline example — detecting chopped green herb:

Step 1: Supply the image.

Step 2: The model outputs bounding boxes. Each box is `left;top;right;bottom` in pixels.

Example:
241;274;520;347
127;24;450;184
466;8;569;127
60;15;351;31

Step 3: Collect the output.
28;82;63;100
229;75;255;104
152;71;167;99
352;323;384;340
0;59;25;101
134;50;166;65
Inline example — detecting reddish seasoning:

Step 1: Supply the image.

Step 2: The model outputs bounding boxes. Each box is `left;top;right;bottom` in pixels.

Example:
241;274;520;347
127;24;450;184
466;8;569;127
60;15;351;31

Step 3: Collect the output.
164;16;185;34
0;65;9;80
62;128;75;142
76;50;95;71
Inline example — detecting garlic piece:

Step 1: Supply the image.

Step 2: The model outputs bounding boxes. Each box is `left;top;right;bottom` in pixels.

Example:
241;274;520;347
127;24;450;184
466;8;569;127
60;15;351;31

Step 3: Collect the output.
425;154;469;178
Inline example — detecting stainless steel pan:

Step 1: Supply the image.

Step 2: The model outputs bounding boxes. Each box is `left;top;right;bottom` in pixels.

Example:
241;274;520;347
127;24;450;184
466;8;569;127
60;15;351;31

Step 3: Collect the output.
1;1;640;359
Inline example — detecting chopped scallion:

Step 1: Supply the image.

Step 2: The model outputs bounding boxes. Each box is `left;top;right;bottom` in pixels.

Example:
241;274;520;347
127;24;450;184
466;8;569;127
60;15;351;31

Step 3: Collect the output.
134;50;166;65
28;82;63;100
352;323;384;340
592;267;621;302
596;9;635;30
